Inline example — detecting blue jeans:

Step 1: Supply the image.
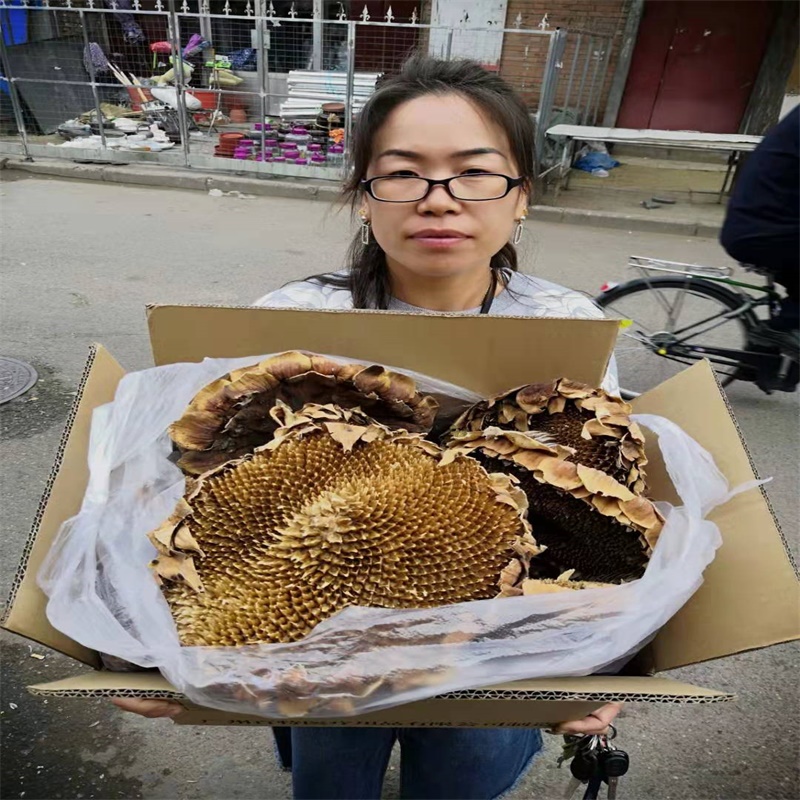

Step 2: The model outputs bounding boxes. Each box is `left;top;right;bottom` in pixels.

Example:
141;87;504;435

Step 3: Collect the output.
275;726;543;800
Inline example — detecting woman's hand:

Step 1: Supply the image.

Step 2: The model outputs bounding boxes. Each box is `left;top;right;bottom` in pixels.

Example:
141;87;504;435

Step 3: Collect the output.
111;697;184;719
550;701;623;736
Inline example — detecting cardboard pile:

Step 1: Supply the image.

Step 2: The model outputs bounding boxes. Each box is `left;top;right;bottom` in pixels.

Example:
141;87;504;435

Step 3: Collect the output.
3;307;799;727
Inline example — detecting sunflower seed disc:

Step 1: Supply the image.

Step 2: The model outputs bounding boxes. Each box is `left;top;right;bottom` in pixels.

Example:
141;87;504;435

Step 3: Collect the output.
0;357;38;405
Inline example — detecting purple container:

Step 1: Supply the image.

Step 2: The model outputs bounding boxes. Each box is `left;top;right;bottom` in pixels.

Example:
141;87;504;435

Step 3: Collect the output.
311;155;326;164
233;152;249;160
279;142;295;150
272;156;286;162
264;138;278;147
239;139;255;146
294;158;309;165
308;143;322;152
291;127;308;134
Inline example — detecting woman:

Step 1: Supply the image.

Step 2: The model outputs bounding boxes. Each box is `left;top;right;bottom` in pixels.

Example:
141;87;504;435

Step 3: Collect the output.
114;56;622;799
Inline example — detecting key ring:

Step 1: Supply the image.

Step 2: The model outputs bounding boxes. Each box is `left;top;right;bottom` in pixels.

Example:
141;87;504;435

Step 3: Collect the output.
606;723;617;741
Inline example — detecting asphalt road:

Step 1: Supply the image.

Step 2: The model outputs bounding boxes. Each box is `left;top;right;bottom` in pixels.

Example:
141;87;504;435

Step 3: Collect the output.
1;175;798;800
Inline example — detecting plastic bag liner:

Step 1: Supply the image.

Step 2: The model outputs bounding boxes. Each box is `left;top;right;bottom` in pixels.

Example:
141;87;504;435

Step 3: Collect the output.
38;356;761;719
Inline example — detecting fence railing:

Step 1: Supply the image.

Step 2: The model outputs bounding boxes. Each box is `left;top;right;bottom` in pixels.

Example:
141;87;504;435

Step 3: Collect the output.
0;1;615;182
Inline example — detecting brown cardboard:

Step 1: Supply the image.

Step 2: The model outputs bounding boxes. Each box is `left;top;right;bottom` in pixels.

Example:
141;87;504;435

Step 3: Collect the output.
145;305;619;394
4;307;799;726
27;674;733;728
2;345;125;668
630;363;800;670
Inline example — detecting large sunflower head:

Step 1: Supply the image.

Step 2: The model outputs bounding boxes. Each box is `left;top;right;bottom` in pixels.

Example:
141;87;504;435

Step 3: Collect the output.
451;378;649;490
169;352;441;475
151;403;536;646
446;379;663;584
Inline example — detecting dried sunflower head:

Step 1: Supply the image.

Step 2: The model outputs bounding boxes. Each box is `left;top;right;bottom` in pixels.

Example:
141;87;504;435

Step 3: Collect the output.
451;378;648;491
446;379;664;584
169;351;440;475
150;403;535;647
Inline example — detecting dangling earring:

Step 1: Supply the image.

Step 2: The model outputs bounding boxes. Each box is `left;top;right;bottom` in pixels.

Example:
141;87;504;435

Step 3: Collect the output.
359;213;371;245
512;215;526;245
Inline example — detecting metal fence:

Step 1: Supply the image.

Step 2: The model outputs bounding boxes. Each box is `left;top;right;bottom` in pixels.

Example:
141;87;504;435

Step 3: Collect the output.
537;28;616;168
0;1;615;182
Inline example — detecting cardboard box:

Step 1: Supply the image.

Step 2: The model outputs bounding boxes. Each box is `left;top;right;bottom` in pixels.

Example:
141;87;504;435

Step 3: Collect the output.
4;306;799;727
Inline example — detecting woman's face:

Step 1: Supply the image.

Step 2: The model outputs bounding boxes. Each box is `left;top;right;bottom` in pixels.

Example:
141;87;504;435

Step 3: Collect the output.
362;93;528;280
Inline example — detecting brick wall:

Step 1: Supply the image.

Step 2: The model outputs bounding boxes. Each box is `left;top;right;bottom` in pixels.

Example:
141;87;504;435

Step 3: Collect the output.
499;0;632;119
505;0;630;36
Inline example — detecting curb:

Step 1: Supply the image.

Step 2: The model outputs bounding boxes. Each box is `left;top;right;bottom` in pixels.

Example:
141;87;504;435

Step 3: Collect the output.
0;158;341;202
1;158;720;237
529;205;719;238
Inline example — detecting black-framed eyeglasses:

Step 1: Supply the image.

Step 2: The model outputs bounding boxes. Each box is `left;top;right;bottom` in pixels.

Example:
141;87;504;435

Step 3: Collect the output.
361;174;525;203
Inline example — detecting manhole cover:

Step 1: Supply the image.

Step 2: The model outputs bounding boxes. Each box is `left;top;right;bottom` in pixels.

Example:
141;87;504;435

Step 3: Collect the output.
0;357;39;405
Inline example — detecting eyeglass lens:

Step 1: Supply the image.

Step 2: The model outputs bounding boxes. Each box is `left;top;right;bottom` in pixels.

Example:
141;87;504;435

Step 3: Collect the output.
370;174;510;201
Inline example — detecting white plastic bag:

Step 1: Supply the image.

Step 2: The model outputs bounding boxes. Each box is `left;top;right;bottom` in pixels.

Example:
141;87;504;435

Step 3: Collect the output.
38;357;758;719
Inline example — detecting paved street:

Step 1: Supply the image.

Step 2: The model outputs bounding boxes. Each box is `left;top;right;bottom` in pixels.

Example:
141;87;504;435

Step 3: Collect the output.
1;176;798;800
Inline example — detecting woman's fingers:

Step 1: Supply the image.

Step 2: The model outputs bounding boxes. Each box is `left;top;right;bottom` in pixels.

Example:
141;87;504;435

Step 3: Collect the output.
551;702;624;736
111;697;184;718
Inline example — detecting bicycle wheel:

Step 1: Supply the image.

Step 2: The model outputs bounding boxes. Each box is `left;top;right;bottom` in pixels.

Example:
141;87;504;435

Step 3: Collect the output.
595;276;758;397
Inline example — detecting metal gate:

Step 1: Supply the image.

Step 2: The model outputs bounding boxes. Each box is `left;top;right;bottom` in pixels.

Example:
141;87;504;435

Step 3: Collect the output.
0;1;615;180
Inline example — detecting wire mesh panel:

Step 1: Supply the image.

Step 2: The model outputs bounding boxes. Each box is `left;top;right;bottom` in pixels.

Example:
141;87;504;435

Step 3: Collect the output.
186;10;354;178
544;31;616;128
537;30;615;166
1;7;137;140
353;22;419;74
0;3;351;177
1;4;177;160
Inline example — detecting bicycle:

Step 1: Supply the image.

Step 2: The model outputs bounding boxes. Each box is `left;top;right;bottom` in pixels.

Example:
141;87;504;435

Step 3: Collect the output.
593;256;799;398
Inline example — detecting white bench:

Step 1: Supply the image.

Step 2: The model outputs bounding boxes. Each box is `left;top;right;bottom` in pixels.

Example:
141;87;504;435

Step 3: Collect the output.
544;124;763;202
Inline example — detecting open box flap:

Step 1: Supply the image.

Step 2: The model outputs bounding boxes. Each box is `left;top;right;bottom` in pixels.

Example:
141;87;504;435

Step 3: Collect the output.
145;305;619;394
632;361;800;671
1;345;127;667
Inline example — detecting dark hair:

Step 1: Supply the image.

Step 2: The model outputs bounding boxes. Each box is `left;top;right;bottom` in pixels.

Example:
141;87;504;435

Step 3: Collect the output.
307;55;536;309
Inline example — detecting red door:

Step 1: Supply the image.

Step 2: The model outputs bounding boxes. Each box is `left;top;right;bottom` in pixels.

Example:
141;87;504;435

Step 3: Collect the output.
617;1;776;133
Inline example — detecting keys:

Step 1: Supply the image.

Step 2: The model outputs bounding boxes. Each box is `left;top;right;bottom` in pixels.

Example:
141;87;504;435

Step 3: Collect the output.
558;734;584;766
563;736;600;799
560;731;630;799
582;770;604;800
600;747;630;800
571;744;599;782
